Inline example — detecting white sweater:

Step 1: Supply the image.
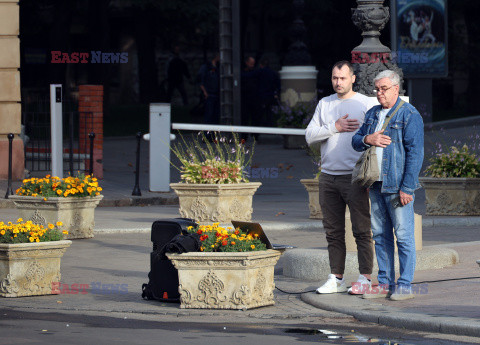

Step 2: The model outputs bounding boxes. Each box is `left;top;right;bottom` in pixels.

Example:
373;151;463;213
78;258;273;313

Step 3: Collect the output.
305;93;375;175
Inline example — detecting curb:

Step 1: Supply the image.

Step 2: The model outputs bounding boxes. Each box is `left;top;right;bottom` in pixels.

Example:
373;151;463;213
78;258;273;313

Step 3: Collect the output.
93;221;325;235
0;195;179;209
98;195;179;207
422;217;480;227
91;216;480;233
301;293;480;337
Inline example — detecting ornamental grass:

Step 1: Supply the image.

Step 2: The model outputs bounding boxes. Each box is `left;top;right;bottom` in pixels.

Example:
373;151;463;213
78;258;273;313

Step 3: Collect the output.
187;223;267;252
15;174;102;199
171;131;254;184
0;218;68;244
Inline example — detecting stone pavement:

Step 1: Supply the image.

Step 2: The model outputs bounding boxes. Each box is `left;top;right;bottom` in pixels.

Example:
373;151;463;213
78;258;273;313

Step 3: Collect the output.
0;122;480;337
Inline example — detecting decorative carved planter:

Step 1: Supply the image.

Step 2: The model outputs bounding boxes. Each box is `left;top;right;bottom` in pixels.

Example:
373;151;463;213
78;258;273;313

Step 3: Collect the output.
300;178;322;219
167;249;281;310
419;177;480;216
169;183;261;223
9;195;103;239
0;240;72;297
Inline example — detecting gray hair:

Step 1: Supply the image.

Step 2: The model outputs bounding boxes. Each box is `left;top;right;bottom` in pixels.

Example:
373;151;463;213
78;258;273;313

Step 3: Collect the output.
374;70;400;86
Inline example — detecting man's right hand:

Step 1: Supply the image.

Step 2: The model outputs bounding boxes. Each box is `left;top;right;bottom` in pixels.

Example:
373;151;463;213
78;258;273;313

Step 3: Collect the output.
364;129;391;148
335;115;359;133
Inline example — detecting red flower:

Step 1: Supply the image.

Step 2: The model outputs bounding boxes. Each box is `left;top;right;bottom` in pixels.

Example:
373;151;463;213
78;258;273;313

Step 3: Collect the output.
221;240;228;246
197;229;203;235
234;229;240;235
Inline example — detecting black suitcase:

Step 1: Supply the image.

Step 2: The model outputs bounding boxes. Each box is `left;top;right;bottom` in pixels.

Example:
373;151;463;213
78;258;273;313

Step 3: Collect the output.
142;218;197;302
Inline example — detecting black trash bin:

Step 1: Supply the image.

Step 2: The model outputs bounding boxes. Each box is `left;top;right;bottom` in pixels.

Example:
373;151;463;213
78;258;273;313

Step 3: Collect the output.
142;218;197;302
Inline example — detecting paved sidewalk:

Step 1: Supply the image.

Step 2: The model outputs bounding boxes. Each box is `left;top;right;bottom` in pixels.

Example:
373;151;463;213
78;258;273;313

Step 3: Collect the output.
0;127;479;337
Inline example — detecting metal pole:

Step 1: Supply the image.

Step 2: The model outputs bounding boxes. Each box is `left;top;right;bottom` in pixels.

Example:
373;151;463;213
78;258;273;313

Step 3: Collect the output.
69;112;74;176
390;0;397;52
219;0;233;124
88;132;95;176
5;133;14;199
132;132;142;196
50;84;63;178
232;0;241;125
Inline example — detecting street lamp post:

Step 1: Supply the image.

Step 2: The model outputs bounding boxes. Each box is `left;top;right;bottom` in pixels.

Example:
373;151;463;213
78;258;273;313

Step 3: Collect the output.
350;0;405;96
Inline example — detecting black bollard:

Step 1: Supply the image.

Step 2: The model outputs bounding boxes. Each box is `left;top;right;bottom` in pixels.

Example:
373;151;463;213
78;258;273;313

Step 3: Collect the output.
88;132;95;176
5;133;14;199
132;132;142;196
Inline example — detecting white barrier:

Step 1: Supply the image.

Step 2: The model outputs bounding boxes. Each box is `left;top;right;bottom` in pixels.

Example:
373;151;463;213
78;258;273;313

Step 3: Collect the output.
171;123;305;136
145;103;307;192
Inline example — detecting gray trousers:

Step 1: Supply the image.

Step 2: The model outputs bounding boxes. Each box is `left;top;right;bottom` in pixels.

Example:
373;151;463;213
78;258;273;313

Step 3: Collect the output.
319;173;373;275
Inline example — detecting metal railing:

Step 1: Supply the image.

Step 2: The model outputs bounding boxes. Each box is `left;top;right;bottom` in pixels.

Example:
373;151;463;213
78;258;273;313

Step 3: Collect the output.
22;101;95;176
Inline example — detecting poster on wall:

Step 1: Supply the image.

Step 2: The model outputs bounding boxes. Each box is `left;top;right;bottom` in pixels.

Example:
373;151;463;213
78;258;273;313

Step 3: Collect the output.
395;0;447;77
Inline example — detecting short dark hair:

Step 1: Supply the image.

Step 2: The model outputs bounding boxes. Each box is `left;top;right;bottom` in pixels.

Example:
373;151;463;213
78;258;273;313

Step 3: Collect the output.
332;61;354;75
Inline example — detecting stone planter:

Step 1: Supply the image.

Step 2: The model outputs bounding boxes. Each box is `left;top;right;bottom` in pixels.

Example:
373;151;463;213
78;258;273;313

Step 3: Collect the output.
283;135;307;149
419;177;480;216
9;195;103;239
169;183;261;223
300;178;322;219
167;249;281;310
0;240;72;297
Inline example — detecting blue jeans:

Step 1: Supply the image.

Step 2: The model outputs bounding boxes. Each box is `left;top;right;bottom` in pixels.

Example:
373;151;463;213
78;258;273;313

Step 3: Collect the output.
369;182;416;290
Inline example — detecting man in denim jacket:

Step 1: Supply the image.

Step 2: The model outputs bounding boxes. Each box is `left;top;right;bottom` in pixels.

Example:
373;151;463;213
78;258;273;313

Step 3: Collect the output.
352;70;424;301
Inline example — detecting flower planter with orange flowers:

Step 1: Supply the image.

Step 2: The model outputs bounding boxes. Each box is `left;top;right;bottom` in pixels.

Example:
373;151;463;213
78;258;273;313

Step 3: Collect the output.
167;249;281;310
0;240;72;297
11;174;103;239
9;195;103;239
166;223;281;310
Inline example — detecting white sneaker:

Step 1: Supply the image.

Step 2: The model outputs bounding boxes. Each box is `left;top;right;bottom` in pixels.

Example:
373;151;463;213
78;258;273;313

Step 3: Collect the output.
348;274;372;295
316;274;347;294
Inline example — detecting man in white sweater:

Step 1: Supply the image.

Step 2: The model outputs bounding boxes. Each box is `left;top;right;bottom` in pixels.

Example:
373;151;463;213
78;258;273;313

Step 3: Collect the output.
305;61;375;294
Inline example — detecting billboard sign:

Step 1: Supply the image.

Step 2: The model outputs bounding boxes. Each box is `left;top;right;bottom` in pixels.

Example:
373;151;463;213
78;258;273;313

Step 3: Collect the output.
395;0;448;77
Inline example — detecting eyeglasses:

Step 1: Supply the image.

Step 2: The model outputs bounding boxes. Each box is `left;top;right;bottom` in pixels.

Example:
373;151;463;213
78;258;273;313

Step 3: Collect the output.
373;85;395;94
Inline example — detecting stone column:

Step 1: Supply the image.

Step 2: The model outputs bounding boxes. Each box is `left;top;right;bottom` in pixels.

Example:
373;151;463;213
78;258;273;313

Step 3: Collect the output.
350;0;405;96
78;85;103;179
0;0;23;180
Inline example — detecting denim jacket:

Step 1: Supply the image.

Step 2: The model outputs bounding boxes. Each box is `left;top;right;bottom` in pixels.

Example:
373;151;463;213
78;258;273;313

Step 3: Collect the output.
352;97;424;195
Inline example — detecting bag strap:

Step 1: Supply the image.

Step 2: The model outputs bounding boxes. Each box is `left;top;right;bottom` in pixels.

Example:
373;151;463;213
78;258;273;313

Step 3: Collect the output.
381;99;405;131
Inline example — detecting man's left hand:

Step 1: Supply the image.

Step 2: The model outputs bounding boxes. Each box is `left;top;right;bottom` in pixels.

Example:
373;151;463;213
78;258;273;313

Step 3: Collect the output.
399;190;413;206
